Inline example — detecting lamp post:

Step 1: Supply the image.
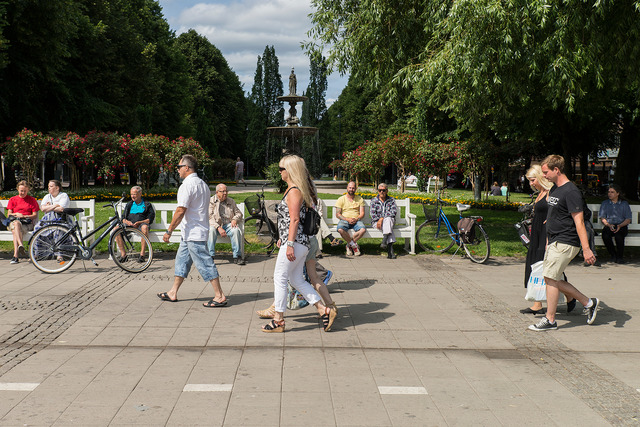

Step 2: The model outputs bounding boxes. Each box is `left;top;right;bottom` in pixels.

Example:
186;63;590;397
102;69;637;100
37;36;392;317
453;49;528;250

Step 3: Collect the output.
337;114;342;179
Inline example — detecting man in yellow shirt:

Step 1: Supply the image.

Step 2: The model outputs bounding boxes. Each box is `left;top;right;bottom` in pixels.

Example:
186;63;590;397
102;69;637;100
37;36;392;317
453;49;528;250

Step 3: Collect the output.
335;181;366;256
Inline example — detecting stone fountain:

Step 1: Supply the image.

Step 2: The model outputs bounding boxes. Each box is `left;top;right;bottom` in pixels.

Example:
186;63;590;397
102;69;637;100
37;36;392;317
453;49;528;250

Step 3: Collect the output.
267;68;318;154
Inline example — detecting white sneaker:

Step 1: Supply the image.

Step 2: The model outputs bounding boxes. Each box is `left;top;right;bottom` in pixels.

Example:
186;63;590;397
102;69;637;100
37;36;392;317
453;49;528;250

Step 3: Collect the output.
352;244;361;256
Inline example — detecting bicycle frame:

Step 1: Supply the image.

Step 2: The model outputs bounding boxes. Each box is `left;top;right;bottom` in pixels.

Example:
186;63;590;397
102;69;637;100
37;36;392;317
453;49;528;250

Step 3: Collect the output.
433;208;464;246
46;204;127;258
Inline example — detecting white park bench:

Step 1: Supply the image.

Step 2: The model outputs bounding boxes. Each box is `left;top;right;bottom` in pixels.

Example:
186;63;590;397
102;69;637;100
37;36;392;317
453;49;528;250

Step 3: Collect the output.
318;198;416;254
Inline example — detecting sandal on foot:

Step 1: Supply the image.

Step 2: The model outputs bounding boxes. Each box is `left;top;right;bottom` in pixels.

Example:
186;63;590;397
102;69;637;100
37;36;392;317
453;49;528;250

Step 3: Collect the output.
203;299;227;308
261;319;285;333
157;292;178;302
330;238;342;246
321;307;337;332
257;304;276;319
329;302;338;315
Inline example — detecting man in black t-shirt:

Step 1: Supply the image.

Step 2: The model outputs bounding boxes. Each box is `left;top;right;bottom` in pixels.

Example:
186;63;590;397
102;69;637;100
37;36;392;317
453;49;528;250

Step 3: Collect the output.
528;155;600;331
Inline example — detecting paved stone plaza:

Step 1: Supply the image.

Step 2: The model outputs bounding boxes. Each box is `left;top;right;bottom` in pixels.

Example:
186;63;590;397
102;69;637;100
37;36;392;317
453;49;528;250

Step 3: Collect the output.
0;249;638;426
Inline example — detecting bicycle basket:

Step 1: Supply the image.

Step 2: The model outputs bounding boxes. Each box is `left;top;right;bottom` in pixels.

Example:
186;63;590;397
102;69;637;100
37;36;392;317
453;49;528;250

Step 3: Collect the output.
244;195;261;216
422;202;439;221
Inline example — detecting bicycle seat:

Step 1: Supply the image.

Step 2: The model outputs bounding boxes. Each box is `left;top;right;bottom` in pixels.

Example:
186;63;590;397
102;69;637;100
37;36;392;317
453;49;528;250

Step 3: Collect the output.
63;208;84;216
456;203;471;212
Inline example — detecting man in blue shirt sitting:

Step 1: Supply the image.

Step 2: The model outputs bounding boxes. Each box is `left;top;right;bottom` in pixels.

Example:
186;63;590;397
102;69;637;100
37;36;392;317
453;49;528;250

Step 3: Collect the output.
120;186;156;262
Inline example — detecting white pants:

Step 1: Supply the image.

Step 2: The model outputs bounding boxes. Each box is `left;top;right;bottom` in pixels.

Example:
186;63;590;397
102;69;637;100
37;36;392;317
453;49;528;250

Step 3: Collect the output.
382;217;396;245
273;242;321;313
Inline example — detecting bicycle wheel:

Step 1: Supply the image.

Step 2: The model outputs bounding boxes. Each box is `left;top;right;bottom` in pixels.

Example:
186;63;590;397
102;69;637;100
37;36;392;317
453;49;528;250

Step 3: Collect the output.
109;227;153;273
29;224;78;273
243;217;277;248
416;219;455;253
463;225;490;264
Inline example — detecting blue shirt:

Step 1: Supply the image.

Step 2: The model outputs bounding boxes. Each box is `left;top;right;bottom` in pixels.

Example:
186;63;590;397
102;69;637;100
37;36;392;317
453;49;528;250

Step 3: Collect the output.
599;199;632;226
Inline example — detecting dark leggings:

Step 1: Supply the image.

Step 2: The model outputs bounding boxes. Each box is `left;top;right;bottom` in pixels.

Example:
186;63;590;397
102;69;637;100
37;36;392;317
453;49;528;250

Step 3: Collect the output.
601;225;628;260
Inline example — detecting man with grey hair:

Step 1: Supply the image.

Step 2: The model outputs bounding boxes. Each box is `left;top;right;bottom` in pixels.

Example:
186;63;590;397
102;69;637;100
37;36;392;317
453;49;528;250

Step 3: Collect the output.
208;183;245;265
158;155;227;307
119;185;155;262
370;182;398;259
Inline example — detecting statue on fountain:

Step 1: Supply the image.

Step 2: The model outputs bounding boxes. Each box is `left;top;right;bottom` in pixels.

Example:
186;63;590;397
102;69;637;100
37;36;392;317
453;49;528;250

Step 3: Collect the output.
288;67;297;96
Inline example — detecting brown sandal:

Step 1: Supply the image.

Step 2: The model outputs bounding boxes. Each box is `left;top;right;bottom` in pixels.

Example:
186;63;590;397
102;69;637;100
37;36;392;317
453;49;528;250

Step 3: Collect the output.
321;307;337;332
261;319;285;333
257;304;276;319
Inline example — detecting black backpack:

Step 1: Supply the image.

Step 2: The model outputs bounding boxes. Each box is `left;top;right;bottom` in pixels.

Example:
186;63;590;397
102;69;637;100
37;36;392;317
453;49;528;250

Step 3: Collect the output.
303;205;320;236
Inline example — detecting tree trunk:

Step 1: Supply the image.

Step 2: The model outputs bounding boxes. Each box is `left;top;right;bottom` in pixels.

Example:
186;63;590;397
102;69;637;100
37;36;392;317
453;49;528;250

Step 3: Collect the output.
615;120;640;201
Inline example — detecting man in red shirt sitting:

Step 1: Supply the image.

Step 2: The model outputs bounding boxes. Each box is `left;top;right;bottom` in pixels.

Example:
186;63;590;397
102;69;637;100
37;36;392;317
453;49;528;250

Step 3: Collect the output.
6;181;40;264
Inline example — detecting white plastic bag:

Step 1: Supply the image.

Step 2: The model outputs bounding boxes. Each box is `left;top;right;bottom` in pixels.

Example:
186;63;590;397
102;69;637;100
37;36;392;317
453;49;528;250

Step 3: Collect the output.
525;261;547;301
525;261;565;303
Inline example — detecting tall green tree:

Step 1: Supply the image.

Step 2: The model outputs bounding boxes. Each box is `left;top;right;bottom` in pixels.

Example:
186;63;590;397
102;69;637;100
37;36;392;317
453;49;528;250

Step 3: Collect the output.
175;29;246;158
245;46;284;174
301;55;328;175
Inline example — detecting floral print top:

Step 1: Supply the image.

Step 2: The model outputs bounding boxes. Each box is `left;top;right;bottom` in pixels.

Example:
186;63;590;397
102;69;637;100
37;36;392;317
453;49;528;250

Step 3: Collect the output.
277;187;309;247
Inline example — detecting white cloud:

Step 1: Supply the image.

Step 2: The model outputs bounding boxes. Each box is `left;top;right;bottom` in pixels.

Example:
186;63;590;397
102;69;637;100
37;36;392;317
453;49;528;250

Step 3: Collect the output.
159;0;347;105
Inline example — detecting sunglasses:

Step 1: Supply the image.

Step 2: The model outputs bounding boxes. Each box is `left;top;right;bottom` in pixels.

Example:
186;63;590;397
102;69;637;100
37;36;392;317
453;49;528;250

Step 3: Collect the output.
378;189;387;192
278;167;286;172
176;164;188;170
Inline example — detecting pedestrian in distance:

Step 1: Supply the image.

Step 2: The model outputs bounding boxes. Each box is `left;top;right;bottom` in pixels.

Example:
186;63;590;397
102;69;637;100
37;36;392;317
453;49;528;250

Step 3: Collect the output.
529;155;599;331
157;155;227;307
234;157;246;186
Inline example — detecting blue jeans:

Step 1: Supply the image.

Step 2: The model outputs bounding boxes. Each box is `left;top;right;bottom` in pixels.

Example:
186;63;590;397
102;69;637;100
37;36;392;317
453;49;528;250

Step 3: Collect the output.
208;223;242;258
336;219;365;232
175;240;219;281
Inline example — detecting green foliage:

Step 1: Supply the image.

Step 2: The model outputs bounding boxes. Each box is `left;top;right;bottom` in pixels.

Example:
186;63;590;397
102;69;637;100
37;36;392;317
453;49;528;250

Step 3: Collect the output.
263;162;286;193
4;128;49;187
175;30;247;158
128;134;171;190
246;46;285;175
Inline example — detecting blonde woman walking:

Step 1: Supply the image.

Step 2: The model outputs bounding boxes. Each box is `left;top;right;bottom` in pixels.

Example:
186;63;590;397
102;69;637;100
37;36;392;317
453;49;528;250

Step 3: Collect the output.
262;155;337;333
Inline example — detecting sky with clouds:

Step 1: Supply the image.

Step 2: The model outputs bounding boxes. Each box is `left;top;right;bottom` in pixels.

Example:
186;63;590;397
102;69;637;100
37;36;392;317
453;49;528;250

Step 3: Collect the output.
157;0;348;105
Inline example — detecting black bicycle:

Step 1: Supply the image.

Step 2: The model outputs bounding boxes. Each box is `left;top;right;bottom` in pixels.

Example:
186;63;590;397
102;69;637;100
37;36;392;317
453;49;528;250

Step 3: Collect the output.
28;195;153;274
243;183;278;254
514;195;534;249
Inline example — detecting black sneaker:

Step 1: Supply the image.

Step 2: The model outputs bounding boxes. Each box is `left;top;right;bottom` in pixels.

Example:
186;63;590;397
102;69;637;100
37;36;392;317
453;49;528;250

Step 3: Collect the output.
528;316;557;331
138;255;146;263
567;298;577;313
586;298;600;325
117;254;128;263
10;257;19;264
233;257;246;265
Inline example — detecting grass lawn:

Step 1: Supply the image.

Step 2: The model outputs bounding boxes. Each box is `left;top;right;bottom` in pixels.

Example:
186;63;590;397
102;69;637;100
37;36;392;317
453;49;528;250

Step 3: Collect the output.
2;187;637;261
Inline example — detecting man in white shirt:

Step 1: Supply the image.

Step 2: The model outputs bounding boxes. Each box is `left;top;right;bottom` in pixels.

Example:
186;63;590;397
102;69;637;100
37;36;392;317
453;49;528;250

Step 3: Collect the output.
157;155;228;307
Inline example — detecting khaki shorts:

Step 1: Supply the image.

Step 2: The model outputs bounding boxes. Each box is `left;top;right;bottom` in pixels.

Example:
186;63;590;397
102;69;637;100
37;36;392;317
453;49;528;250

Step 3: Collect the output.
8;220;35;233
543;241;580;281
